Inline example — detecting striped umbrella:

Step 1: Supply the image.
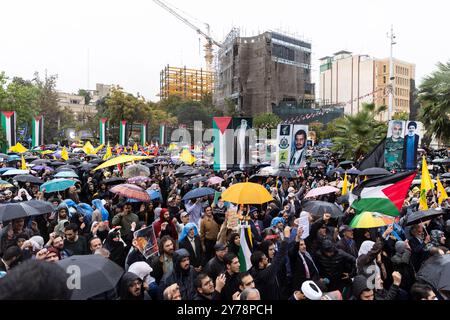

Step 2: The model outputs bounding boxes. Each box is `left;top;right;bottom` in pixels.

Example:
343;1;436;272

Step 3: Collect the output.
127;176;152;184
110;184;151;202
350;212;389;229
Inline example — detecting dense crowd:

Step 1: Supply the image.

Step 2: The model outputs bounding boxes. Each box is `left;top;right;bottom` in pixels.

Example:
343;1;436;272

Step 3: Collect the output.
0;145;449;301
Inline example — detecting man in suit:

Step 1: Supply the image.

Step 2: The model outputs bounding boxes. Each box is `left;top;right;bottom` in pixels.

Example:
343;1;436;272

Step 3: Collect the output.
403;121;420;170
290;129;307;167
179;223;204;272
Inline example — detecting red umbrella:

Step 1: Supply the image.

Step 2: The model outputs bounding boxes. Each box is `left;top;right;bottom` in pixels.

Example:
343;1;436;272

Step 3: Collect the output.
110;184;151;202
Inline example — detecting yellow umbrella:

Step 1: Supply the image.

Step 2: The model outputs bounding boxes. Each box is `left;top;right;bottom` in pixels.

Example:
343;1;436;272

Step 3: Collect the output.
93;155;152;171
350;212;389;229
221;182;273;205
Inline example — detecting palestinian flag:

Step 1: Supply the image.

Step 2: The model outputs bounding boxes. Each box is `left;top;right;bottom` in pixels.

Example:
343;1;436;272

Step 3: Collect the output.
1;111;16;152
99;118;108;145
350;171;416;217
238;222;253;272
140;122;148;146
212;117;232;172
159;125;166;145
119;120;127;146
32;115;44;147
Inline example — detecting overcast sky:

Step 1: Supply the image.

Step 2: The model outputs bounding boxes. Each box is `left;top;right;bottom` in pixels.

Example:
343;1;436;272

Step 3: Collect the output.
1;0;449;101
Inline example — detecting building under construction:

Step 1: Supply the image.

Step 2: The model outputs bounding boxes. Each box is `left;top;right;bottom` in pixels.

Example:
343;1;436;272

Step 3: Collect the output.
215;28;315;116
159;65;214;101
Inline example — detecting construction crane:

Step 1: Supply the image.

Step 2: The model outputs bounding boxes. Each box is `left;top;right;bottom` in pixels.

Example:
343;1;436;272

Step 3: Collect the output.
152;0;221;72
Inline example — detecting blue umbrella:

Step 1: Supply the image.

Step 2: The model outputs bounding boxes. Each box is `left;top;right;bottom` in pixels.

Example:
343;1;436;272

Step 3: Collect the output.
347;168;362;175
0;167;16;174
55;171;79;178
7;155;21;162
40;178;76;193
182;187;215;201
2;169;29;176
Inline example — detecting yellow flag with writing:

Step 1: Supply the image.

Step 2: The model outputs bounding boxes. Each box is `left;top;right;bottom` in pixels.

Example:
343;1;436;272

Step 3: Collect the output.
103;146;112;160
61;147;69;161
342;173;348;195
21;155;27;170
419;156;434;210
437;176;448;205
93;144;104;155
82;141;95;155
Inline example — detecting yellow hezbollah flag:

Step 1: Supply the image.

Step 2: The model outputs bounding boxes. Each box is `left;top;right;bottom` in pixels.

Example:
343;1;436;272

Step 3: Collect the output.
437;176;448;205
133;143;138;152
420;156;434;210
9;142;28;153
180;148;196;165
61;147;69;161
82;141;95;155
21;155;27;170
93;144;104;155
168;143;177;151
342;173;349;196
103;146;112;161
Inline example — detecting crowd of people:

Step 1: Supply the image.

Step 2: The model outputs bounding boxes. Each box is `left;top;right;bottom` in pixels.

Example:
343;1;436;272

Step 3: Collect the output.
0;144;449;301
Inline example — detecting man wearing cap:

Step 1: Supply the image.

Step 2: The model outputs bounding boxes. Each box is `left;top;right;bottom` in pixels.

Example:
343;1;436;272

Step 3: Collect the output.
336;225;358;258
205;243;228;281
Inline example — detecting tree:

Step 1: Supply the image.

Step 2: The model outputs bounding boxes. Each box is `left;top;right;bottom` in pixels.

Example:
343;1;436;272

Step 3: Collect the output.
78;89;92;105
419;61;450;145
392;111;409;121
253;113;281;129
308;121;324;142
331;103;387;160
224;98;239;117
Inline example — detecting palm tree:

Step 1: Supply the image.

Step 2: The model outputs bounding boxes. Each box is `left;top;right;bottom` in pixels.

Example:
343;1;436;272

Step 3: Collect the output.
419;61;450;145
332;103;387;160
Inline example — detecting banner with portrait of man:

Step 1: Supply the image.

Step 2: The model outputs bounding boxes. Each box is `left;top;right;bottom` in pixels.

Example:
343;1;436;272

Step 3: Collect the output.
384;120;424;171
275;123;308;169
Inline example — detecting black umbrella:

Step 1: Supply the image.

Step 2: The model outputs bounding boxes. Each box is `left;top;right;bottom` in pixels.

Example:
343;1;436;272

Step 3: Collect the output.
405;208;444;226
78;163;97;171
249;174;270;183
182;187;215;201
0;200;55;222
100;177;126;185
347;168;362;175
88;158;104;164
327;168;345;177
360;168;391;176
13;174;44;184
184;169;200;177
31;159;51;165
336;194;349;205
302;200;344;218
55;165;77;172
49;161;65;167
339;160;354;167
417;254;450;292
309;162;325;169
186;176;208;185
66;159;81;165
56;255;124;300
24;156;38;161
271;169;298;179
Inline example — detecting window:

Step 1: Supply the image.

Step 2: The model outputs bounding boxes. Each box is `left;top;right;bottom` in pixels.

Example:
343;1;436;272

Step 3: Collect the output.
383;65;386;73
383;76;386;84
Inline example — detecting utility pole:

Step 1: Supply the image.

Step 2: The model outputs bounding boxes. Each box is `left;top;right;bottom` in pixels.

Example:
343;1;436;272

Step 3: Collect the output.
388;25;396;121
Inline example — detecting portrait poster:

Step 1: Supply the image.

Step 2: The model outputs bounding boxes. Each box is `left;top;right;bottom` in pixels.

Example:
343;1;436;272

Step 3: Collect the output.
384;120;406;171
289;124;308;169
402;121;424;171
133;225;159;259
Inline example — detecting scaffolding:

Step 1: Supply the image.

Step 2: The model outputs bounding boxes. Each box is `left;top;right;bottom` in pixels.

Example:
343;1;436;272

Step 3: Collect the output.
159;65;214;101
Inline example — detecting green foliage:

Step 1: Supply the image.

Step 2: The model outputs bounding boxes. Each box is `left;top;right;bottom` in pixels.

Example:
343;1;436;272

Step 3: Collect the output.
419;61;450;145
78;89;92;105
331;103;387;160
392;111;409;121
253;113;281;129
224;98;239;117
308;121;324;142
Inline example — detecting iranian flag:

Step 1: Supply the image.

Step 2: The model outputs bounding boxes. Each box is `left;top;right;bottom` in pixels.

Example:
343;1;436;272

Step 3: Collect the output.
350;171;417;217
238;222;253;272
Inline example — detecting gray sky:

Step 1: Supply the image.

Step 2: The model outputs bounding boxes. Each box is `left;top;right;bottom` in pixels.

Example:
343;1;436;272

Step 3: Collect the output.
1;0;449;102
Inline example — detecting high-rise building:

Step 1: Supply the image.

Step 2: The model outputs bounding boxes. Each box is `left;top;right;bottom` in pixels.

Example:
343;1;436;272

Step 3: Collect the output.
215;29;315;116
319;51;415;121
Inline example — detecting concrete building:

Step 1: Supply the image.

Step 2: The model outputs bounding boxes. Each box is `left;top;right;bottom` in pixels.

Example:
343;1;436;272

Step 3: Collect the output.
215;28;315;116
319;51;415;121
